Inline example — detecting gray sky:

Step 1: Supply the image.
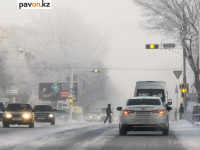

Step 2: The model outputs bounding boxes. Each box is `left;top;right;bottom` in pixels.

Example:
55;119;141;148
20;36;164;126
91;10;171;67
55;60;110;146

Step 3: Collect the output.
0;0;193;107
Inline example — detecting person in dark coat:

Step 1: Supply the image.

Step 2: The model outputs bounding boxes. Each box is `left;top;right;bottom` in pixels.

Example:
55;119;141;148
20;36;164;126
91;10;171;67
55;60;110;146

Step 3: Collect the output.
104;104;113;123
179;103;184;119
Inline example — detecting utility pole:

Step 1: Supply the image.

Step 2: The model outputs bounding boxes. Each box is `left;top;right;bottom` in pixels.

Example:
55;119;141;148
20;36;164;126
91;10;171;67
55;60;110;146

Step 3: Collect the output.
68;69;73;120
182;0;187;117
175;85;178;121
68;68;100;120
198;17;200;97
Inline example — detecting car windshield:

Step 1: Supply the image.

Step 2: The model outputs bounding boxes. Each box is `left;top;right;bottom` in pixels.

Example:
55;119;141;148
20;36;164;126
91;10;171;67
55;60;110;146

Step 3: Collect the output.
127;99;161;106
55;110;66;114
90;112;100;115
34;105;52;111
6;104;32;111
0;103;4;110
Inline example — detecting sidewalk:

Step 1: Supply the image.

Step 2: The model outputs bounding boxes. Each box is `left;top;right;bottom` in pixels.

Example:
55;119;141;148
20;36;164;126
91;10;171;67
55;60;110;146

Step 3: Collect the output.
170;119;200;150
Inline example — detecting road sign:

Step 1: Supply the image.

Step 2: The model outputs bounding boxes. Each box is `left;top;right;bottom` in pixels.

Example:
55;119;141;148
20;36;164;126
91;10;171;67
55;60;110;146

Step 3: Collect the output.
186;93;198;98
163;43;175;49
69;88;74;93
173;70;182;79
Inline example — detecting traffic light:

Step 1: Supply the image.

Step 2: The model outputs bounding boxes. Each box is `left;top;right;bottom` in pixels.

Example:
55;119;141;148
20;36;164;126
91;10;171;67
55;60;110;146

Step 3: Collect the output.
146;44;159;49
92;69;100;73
180;83;189;98
68;96;73;106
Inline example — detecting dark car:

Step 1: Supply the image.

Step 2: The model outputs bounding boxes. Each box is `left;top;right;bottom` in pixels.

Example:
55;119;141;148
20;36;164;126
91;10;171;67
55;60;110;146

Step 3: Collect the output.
54;109;68;122
0;102;5;121
33;105;56;125
3;103;34;128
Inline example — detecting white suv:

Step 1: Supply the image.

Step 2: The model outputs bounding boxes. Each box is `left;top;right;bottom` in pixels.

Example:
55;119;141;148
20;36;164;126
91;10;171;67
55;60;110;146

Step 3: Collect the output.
117;97;172;136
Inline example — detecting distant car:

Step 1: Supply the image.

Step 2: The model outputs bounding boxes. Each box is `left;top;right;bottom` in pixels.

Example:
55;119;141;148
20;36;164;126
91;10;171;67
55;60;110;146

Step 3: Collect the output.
117;97;172;136
86;112;101;122
33;105;56;125
54;109;68;122
3;103;34;128
0;102;5;121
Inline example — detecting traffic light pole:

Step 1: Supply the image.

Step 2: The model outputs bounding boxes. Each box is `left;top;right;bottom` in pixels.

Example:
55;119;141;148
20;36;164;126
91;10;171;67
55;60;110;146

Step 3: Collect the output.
175;85;178;121
68;69;73;120
183;46;187;118
68;68;100;120
183;1;187;118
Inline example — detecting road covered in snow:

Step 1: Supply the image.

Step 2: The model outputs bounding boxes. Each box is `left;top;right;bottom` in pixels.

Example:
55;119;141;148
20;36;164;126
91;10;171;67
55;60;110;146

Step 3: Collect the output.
0;120;199;150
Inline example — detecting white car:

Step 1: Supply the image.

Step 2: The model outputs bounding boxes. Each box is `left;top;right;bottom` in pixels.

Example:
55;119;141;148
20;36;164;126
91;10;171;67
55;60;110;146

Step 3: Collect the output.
117;97;172;136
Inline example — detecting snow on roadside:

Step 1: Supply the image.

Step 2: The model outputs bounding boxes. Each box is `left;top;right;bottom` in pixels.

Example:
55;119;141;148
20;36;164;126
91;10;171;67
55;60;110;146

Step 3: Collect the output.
170;120;200;150
0;122;100;150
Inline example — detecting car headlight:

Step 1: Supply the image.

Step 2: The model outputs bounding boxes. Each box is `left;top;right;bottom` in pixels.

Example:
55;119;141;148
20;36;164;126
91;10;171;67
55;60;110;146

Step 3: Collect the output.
5;113;12;118
98;116;100;118
48;114;54;118
89;116;92;118
23;114;30;119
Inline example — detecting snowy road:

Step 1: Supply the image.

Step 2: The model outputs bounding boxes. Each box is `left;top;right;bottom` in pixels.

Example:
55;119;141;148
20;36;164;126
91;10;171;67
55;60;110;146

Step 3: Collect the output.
0;120;199;150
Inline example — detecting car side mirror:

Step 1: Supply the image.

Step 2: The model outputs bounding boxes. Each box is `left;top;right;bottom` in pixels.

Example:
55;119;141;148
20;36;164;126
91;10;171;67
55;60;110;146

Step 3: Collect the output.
168;99;172;105
166;106;172;111
53;109;57;111
117;107;122;111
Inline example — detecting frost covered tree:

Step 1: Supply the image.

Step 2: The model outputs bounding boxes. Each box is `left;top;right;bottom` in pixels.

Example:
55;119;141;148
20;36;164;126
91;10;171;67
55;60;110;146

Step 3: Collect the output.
8;7;114;108
133;0;200;92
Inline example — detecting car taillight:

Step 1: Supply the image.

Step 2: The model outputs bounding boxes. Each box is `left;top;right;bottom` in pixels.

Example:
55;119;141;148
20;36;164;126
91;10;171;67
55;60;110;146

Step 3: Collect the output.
159;110;165;114
129;110;135;113
152;110;159;113
123;110;134;115
123;110;129;115
152;110;165;114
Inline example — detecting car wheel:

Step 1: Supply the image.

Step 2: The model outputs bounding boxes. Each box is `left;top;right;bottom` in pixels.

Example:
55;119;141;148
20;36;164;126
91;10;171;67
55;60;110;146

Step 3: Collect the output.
29;122;34;128
3;123;9;128
51;121;55;125
163;125;169;136
119;124;127;136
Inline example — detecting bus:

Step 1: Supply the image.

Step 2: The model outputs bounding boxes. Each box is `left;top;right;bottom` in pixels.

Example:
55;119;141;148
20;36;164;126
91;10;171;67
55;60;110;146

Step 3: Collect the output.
134;81;171;106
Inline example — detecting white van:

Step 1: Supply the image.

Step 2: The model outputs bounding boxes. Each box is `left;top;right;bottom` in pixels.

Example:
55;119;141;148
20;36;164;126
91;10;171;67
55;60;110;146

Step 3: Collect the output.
134;81;172;106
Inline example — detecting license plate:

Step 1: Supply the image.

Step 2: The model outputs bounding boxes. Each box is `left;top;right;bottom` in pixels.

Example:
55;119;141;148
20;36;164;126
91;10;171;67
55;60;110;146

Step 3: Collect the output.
12;118;22;121
37;117;45;120
136;112;151;116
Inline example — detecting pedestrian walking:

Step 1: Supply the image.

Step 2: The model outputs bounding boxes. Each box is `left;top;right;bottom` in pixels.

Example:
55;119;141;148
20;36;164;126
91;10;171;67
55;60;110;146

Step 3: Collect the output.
104;104;113;123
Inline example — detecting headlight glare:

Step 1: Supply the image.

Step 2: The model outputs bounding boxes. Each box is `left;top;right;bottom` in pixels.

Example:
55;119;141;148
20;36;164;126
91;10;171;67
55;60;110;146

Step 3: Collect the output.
5;113;12;118
48;114;54;118
23;114;30;119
